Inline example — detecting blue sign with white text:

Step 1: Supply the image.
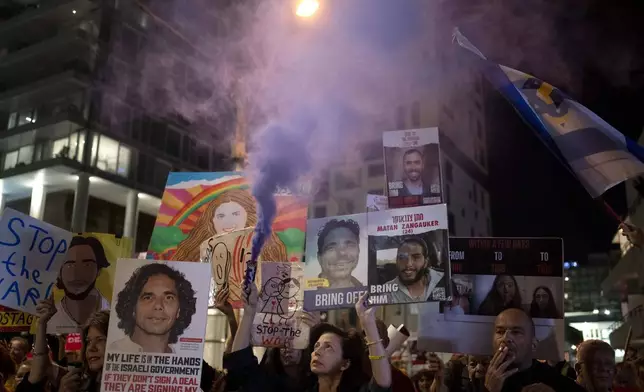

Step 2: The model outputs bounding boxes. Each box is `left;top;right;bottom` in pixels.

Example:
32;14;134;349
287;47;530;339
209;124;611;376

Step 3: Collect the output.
0;209;72;315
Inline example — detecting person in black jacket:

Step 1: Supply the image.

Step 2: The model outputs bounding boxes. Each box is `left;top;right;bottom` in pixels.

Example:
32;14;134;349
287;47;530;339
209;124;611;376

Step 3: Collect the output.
224;282;392;392
484;308;585;392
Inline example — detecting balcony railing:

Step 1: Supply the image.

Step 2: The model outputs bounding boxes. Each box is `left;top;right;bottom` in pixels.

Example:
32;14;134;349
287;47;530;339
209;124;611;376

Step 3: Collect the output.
609;305;644;348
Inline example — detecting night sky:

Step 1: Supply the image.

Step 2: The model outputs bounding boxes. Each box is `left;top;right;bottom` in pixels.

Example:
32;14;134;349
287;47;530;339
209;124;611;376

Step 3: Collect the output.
463;0;644;262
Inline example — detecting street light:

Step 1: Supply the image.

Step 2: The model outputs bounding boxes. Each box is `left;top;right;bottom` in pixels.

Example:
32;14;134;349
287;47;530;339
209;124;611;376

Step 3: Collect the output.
296;0;320;18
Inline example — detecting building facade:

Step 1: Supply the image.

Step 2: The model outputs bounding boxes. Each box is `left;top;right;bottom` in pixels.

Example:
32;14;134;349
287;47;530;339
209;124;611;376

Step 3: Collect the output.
0;0;234;367
0;0;231;250
603;131;644;351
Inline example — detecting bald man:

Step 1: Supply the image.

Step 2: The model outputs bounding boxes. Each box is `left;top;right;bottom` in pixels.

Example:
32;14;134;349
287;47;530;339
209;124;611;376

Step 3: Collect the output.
484;308;585;392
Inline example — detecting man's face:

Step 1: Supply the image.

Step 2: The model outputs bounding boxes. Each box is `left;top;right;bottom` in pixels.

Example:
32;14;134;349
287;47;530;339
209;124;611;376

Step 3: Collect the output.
10;340;27;363
403;151;423;182
310;333;346;376
588;350;616;391
61;244;100;295
134;274;180;337
396;242;427;285
492;310;534;367
319;227;359;281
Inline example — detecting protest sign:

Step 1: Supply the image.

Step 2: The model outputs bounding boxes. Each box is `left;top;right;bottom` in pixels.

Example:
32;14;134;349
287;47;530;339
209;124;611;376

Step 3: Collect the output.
251;261;308;349
383;128;443;209
65;333;82;352
147;172;306;264
45;233;133;334
0;208;72;315
366;194;388;212
200;227;267;309
0;305;33;332
303;213;369;311
103;259;210;392
417;237;565;361
367;204;451;305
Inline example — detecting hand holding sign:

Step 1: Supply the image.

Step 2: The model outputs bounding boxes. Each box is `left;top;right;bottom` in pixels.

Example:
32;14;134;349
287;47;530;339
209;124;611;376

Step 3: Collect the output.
215;286;234;317
0;209;72;315
243;279;259;311
35;298;56;326
355;292;376;326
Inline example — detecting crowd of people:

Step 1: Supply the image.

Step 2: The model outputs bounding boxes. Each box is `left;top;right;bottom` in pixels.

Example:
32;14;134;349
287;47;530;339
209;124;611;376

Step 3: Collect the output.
0;273;642;392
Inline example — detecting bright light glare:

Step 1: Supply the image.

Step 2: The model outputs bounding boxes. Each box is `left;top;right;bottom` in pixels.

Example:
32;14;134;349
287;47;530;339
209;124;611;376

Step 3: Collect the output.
592;309;599;314
296;0;319;18
604;309;610;315
72;9;76;14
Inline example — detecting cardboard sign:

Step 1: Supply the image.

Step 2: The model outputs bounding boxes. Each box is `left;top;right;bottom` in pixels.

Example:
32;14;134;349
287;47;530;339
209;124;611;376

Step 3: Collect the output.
103;259;211;392
367;204;451;304
0;305;34;332
65;333;82;352
200;228;264;309
46;233;133;334
251;262;308;349
418;237;565;361
0;208;72;315
383;128;444;208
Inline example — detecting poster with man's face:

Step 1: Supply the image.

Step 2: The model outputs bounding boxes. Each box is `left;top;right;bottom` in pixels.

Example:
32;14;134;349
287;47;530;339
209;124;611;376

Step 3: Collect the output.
367;204;451;306
303;214;369;311
417;237;565;361
45;233;133;335
383;128;443;209
102;259;210;392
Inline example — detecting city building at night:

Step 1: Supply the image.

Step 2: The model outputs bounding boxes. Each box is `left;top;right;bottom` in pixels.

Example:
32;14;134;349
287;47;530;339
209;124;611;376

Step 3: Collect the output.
603;132;644;351
0;0;230;250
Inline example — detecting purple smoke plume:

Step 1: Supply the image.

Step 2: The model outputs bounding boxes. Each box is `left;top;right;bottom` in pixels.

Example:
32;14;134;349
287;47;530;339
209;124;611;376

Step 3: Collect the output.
243;119;313;289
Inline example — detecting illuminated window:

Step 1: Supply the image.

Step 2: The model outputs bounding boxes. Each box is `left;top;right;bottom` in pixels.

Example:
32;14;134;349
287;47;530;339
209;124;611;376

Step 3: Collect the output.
93;134;132;178
53;131;85;161
4;151;17;170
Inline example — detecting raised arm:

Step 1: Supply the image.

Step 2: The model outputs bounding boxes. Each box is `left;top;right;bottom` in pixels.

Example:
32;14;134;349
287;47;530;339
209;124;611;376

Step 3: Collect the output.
29;298;56;384
356;292;391;389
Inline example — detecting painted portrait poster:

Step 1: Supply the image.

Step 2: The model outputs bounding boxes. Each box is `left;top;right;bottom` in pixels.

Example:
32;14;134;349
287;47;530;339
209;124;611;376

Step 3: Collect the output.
39;233;133;335
417;237;565;361
147;172;307;264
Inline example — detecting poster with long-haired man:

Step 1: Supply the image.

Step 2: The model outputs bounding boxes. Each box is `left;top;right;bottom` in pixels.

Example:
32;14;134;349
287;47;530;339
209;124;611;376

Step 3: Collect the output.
102;259;210;392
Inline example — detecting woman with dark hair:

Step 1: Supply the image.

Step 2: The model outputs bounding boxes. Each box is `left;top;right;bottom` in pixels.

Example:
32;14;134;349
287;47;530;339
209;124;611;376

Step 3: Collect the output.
411;355;447;392
477;275;522;316
224;282;392;391
529;286;561;319
255;312;320;391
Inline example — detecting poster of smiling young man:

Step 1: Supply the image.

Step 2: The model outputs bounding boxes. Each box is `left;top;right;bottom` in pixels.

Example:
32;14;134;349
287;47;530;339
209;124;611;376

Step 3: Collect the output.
303;214;368;311
417;237;565;361
383;128;443;209
46;233;133;335
102;259;210;392
367;204;451;305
